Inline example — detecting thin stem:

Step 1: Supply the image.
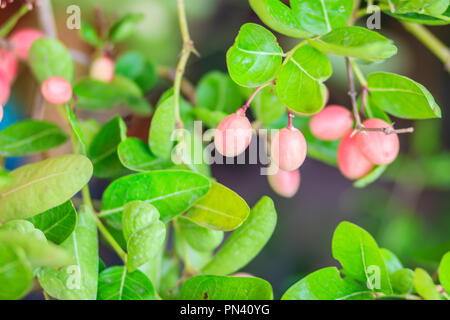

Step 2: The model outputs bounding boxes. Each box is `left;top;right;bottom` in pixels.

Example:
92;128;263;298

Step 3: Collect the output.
173;0;197;129
157;66;196;105
0;4;31;38
349;59;367;88
36;0;57;38
172;218;194;274
240;80;275;113
400;22;450;72
286;108;294;129
94;214;127;262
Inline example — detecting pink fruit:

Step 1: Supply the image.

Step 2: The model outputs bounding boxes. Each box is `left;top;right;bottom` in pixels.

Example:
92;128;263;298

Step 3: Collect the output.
90;56;115;83
41;76;72;105
338;132;374;180
0;49;18;83
232;272;255;278
356;118;400;165
310;105;353;141
271;127;307;171
0;72;11;105
268;168;300;198
214;110;253;157
9;28;44;60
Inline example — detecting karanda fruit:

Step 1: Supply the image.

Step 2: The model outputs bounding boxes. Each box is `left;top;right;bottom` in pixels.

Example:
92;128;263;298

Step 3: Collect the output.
271;127;307;171
90;56;115;83
268;168;300;198
310;105;353;141
41;76;73;105
9;28;44;60
338;132;374;180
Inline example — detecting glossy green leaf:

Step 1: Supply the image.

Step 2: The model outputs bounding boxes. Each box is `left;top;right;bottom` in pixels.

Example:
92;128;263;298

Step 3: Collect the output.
89;116;127;178
0;244;33;300
112;76;153;115
309;27;398;62
79;119;101;149
98;266;156;300
282;267;375;300
276;45;331;114
247;84;286;126
184;181;250;231
196;71;243;113
149;95;176;159
65;105;87;155
122;200;160;242
178;217;224;252
413;268;441;300
380;248;403;274
384;10;450;25
101;170;211;228
367;72;441;119
227;23;283;87
109;13;144;43
439;252;450;294
353;165;388;188
175;231;213;271
192;107;227;128
0;154;93;222
332;221;393;294
80;21;103;47
291;0;354;35
118;138;172;172
202;196;276;275
38;205;99;300
0;120;68;157
27;200;77;244
180;275;273;300
391;268;415;294
115;51;157;92
249;0;311;38
28;38;74;83
394;0;449;16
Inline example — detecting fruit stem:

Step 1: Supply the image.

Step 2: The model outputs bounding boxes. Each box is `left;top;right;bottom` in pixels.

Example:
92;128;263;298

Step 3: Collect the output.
287;108;294;129
241;80;276;113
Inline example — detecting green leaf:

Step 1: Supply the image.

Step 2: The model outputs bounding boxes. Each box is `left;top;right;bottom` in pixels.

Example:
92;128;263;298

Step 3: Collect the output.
439;251;450;294
0;154;93;222
113;76;153;115
332;221;393;294
101;170;211;228
27;200;77;245
98;266;156;300
115;51;157;92
353;165;388;188
65;105;87;155
380;248;403;274
38;205;99;300
79;119;101;148
309;26;398;62
192;107;227;128
0;169;10;188
118;138;172;172
178;217;224;252
391;268;415;294
282;267;375;300
291;0;354;35
276;45;331;114
367;72;441;119
0;220;46;242
0;244;33;300
0;120;68;157
413;268;441;300
249;0;312;38
201;196;276;275
246;84;286;126
395;0;449;16
109;13;144;43
384;9;450;25
196;71;243;113
122;201;160;242
184;181;250;231
159;255;181;299
28;38;74;83
149;95;176;159
180;275;273;300
89;116;127;178
80;21;103;47
175;233;213;270
227;23;283;87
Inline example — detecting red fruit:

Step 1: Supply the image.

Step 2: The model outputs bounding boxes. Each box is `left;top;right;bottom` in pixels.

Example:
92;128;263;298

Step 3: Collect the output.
268;168;300;198
356;118;400;165
310;105;353;141
0;72;11;105
9;28;44;60
90;56;115;83
338;132;374;180
41;76;72;105
214;110;252;157
271;127;307;171
0;49;18;83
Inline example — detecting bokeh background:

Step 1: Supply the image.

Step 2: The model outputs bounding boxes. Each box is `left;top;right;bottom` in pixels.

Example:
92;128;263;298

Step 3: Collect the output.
1;0;449;298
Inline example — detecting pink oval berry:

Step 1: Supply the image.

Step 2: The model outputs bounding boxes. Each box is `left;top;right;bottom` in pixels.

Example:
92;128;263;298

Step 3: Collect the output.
232;272;255;278
310;105;353;141
9;28;44;60
356;118;400;165
0;49;18;83
271;127;307;171
268;168;300;198
338;132;374;180
214;111;253;157
0;72;11;105
90;56;115;83
41;76;73;105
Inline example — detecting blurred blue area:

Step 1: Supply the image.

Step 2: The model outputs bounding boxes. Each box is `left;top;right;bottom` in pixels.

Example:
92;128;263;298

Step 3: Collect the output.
1;96;25;170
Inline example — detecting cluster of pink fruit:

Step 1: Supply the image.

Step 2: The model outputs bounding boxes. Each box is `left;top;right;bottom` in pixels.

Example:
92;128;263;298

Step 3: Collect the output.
214;105;399;198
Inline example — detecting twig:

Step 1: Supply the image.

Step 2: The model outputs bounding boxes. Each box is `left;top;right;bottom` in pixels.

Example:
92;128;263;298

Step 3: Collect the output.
0;4;31;38
157;66;196;105
36;0;57;38
346;58;363;128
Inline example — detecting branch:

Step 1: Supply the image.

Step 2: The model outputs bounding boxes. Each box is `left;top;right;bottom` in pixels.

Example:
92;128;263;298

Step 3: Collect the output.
36;0;57;38
0;4;31;38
